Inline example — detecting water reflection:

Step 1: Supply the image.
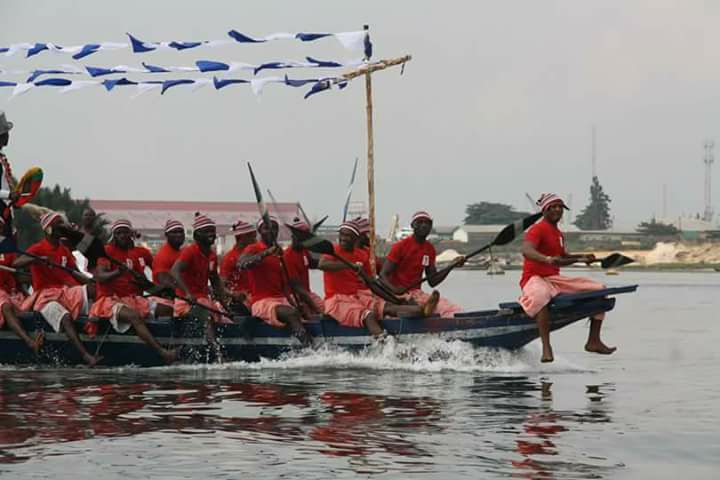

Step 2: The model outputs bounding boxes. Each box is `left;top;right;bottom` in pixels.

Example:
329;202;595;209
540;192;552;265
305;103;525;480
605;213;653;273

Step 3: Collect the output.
0;372;622;478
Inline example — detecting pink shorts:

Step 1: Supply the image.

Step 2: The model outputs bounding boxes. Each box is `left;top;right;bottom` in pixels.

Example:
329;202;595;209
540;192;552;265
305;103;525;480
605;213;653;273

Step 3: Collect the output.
22;286;88;332
404;289;461;318
325;291;385;328
519;275;606;319
0;290;26;328
307;291;325;314
251;296;292;328
89;295;151;319
173;296;230;324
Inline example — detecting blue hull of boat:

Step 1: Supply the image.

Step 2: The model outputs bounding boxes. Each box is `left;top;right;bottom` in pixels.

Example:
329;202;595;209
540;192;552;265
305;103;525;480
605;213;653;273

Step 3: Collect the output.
0;286;637;367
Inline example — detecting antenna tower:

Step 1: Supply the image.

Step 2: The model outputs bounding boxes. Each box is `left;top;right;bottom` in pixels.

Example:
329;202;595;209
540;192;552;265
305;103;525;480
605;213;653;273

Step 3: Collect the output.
703;140;714;222
591;125;597;179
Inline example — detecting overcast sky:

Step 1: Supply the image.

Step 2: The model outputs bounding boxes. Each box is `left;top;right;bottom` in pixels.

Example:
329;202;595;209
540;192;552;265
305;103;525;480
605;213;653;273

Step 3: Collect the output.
1;0;718;231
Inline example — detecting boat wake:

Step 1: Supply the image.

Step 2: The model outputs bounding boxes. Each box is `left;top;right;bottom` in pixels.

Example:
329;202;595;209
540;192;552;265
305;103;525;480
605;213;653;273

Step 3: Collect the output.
163;338;592;374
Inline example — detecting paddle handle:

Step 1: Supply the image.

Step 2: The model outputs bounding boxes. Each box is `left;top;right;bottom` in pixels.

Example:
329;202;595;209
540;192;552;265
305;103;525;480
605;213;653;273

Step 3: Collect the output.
20;250;87;278
398;244;491;295
330;252;403;304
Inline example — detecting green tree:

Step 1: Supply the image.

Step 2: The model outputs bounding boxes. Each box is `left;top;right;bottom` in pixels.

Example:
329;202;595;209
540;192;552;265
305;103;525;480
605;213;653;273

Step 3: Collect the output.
636;218;679;236
574;176;612;230
13;184;104;248
464;202;530;225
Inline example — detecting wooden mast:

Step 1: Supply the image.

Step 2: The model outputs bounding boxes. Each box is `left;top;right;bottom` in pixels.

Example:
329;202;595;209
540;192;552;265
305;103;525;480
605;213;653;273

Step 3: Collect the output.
363;25;378;274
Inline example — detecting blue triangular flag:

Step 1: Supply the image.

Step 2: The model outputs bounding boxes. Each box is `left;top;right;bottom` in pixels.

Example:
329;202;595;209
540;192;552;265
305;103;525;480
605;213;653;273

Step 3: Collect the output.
196;60;229;72
161;79;194;94
228;30;264;43
26;43;49;58
142;62;170;73
296;33;331;42
213;77;248;90
73;44;101;60
169;41;203;50
127;33;155;53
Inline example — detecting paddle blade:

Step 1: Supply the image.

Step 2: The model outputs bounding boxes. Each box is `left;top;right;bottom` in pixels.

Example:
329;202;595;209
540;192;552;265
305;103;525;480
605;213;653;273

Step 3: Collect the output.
13;167;43;207
492;212;543;246
600;253;634;269
247;162;269;220
312;215;328;233
287;224;335;256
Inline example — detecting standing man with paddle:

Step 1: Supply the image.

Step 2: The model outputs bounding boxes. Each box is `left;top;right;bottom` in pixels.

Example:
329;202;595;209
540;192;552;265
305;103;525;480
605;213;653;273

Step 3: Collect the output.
520;193;616;363
14;212;101;366
380;211;464;318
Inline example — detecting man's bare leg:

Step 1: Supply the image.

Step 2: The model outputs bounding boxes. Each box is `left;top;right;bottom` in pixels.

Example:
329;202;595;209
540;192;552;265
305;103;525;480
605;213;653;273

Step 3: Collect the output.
119;306;177;364
154;303;174;318
534;306;553;363
363;311;385;337
3;304;44;354
60;314;101;366
384;291;439;318
585;317;617;355
276;305;310;345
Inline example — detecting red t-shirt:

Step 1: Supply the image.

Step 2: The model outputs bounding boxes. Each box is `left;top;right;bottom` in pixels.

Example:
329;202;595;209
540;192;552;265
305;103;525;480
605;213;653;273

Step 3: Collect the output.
176;242;217;297
96;244;148;298
283;246;311;291
322;244;371;299
385;235;436;290
152;243;182;284
520;219;567;288
220;246;251;294
26;239;80;291
0;253;17;293
243;241;286;301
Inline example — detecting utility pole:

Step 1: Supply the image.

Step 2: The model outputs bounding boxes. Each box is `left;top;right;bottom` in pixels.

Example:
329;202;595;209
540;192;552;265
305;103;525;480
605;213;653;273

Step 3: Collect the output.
591;125;597;179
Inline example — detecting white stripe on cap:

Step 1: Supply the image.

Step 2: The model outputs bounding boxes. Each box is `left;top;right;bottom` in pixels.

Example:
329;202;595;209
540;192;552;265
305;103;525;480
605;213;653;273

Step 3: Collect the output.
536;193;568;211
193;212;216;231
338;221;360;236
256;215;279;228
410;210;432;224
110;219;132;233
164;219;184;233
232;220;255;235
40;211;62;231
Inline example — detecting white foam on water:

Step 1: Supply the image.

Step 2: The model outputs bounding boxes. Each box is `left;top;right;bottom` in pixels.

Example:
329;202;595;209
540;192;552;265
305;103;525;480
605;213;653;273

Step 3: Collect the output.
150;338;593;374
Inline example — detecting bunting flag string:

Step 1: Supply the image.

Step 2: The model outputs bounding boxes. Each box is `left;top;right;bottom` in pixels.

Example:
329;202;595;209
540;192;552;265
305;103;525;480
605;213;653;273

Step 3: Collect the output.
0;57;364;83
0;30;371;60
0;74;349;99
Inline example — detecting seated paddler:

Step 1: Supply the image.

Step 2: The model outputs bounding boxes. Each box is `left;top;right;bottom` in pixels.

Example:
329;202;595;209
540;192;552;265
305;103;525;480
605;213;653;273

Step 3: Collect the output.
321;221;440;338
0;215;44;354
149;219;185;318
170;213;231;346
219;219;256;316
89;219;177;364
380;210;464;318
284;217;325;317
13;212;100;366
520;193;616;363
238;215;311;344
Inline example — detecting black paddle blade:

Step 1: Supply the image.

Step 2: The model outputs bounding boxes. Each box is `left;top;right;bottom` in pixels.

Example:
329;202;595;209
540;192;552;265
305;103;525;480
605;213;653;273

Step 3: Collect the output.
287;224;335;256
493;212;543;246
601;253;634;269
54;225;107;263
247;162;270;223
312;215;328;233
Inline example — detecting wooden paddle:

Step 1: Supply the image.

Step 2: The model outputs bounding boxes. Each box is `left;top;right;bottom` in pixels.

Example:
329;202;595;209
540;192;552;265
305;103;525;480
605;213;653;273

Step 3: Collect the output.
398;212;543;294
247;163;306;313
285;224;404;304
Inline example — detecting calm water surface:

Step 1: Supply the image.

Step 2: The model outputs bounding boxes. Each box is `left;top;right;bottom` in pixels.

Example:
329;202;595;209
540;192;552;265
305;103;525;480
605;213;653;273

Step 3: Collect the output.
0;271;718;479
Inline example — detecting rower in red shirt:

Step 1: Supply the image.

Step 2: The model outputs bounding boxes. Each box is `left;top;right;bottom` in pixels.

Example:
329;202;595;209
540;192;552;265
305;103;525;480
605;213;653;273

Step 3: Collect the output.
284;217;324;315
14;212;100;366
89;219;177;364
149;219;185;318
0;216;44;354
520;193;616;363
171;213;231;347
219;219;256;315
322;222;438;338
380;211;464;318
353;216;383;273
238;215;310;344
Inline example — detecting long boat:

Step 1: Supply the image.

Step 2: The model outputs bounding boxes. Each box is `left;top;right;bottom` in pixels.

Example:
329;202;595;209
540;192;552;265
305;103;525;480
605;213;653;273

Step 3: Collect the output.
0;285;637;367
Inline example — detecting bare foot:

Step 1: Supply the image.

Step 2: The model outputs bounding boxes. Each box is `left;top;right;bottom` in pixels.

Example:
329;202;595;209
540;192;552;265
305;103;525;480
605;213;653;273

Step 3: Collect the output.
541;346;554;363
83;354;103;367
422;290;440;317
585;342;617;355
31;331;45;355
160;348;178;364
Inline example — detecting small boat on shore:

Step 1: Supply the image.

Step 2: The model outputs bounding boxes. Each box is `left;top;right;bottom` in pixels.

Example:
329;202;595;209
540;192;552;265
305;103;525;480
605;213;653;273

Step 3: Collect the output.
0;286;637;367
